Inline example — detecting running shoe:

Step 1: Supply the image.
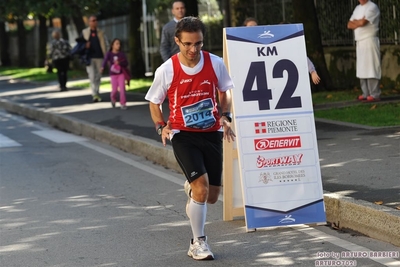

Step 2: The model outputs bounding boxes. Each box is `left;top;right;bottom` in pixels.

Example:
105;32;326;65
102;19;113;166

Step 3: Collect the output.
187;236;214;260
92;95;102;102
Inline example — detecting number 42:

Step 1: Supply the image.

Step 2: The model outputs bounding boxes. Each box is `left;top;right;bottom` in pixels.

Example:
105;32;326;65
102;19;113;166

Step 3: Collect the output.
242;59;302;110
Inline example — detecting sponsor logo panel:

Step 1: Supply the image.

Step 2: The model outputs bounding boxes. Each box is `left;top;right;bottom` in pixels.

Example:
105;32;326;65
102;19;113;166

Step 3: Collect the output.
240;133;314;154
257;153;303;168
242;150;316;170
244;166;318;187
238;117;312;137
254;136;301;151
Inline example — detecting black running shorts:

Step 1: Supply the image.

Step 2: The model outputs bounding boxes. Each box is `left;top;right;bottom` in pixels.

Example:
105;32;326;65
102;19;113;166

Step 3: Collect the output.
171;131;223;186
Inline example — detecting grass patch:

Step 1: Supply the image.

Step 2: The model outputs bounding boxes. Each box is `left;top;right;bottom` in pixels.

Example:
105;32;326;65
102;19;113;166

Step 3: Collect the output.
73;78;153;93
314;102;400;127
312;88;400;105
0;67;87;82
0;66;152;92
1;66;399;127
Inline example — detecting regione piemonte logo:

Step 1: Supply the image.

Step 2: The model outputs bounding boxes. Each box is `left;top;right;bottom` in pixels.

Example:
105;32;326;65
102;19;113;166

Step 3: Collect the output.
254;119;299;134
254;122;267;134
254;136;301;150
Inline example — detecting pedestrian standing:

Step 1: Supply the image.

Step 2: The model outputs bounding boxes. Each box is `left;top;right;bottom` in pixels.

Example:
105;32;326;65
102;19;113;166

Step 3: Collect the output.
49;29;71;91
101;38;129;110
347;0;381;102
160;0;186;62
82;15;109;102
145;16;236;261
307;57;321;85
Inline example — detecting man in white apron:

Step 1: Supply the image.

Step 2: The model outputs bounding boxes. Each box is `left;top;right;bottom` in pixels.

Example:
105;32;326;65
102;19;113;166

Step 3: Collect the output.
347;0;381;102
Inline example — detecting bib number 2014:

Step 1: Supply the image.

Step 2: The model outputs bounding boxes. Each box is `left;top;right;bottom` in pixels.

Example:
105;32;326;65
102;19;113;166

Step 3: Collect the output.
242;59;302;110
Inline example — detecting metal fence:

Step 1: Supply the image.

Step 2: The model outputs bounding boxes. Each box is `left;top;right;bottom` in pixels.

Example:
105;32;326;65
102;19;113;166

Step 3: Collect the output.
316;0;399;45
248;0;399;46
96;1;399;52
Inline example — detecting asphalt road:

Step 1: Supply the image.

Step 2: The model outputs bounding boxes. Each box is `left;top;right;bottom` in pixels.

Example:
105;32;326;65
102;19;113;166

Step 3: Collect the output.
1;111;399;267
1;78;399;209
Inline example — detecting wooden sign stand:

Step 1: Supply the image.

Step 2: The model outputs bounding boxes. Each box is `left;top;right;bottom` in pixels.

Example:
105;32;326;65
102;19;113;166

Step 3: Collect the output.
222;31;244;221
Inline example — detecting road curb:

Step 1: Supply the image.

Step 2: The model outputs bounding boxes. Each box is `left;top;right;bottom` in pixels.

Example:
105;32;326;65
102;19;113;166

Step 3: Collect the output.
1;98;399;247
324;192;400;247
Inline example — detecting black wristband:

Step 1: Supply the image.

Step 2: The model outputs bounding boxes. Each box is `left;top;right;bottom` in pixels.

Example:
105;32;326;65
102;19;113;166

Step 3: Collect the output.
157;124;166;136
221;112;232;123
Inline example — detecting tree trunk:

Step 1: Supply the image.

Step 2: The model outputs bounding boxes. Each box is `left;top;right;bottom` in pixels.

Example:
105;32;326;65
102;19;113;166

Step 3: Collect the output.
70;4;85;34
129;0;145;78
0;21;11;66
38;15;48;67
60;16;69;40
221;0;232;27
292;0;334;91
17;19;27;67
183;0;198;17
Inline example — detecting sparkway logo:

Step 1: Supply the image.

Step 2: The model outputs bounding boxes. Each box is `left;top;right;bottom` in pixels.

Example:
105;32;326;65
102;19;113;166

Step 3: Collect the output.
256;153;303;168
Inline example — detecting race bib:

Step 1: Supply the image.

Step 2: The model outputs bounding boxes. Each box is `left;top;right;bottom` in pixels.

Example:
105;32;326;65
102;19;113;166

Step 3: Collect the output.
181;98;215;129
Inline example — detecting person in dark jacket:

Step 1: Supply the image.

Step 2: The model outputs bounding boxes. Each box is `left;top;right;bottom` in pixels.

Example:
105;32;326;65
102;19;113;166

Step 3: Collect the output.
49;29;71;91
160;1;185;62
70;36;90;66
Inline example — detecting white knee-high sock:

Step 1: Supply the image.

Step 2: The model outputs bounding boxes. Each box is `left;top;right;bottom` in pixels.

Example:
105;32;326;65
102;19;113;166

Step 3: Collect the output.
188;198;207;239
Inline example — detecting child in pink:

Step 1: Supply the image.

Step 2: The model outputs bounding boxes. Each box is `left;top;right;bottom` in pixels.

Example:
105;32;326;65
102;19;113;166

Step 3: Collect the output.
101;38;129;109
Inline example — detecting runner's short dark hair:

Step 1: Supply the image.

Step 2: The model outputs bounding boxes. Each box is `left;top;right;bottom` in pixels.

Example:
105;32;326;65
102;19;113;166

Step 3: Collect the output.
175;16;206;39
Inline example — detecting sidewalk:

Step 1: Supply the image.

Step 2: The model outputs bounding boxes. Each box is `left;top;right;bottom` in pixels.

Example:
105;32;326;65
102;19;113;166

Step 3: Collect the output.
1;77;399;247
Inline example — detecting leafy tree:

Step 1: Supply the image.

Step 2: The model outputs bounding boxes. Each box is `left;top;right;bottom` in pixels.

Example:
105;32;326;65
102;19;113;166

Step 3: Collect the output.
0;0;136;68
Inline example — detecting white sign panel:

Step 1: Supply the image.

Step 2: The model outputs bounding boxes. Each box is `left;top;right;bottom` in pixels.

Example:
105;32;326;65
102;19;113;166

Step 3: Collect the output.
225;24;326;229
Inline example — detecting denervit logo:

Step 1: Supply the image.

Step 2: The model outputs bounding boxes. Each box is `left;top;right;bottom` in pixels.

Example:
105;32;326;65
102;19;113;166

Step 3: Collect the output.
254;136;301;150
